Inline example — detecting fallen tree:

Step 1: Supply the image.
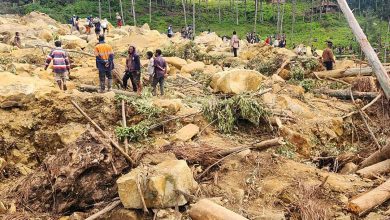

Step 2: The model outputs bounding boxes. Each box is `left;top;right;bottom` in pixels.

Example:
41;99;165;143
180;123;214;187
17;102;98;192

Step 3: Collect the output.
356;159;390;179
313;66;390;79
78;84;136;97
313;89;379;100
360;140;390;169
189;199;248;220
348;178;390;216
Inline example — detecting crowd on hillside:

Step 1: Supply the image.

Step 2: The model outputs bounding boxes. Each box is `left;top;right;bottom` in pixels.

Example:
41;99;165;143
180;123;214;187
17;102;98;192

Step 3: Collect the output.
68;12;124;36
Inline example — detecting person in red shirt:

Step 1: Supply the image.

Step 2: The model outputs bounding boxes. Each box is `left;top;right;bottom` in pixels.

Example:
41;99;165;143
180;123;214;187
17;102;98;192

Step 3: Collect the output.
322;41;336;70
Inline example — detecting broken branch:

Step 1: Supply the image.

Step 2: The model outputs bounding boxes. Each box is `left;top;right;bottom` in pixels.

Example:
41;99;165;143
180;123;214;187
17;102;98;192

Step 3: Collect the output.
85;199;121;220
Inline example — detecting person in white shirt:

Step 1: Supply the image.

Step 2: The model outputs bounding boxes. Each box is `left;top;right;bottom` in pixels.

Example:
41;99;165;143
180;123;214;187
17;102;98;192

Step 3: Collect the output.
146;51;155;83
273;36;280;47
101;18;108;35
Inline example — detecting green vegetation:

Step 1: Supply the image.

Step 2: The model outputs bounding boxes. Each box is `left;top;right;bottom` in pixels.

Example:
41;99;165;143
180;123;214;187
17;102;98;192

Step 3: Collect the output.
202;95;269;133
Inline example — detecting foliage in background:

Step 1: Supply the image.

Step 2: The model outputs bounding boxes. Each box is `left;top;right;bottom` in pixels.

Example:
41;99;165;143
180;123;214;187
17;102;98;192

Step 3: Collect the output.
202;95;269;133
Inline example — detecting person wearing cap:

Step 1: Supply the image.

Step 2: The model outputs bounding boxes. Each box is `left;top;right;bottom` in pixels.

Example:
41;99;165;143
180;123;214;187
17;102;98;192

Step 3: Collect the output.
94;35;114;92
322;41;336;70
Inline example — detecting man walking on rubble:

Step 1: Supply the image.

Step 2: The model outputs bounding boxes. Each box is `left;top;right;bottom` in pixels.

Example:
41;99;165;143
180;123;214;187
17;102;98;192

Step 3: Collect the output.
94;35;114;93
231;31;239;57
123;46;142;94
152;49;167;96
322;41;336;71
44;41;70;91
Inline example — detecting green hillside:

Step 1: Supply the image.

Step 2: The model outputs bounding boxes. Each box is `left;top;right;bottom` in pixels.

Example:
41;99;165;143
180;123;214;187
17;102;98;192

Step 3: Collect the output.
8;0;390;54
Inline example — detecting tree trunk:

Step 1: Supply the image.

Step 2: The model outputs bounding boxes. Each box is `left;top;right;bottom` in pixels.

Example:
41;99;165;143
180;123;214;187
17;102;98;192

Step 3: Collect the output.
348;178;390;216
244;0;247;21
309;0;314;44
280;2;285;34
337;0;390;99
189;199;248;220
235;0;238;25
131;0;136;26
182;0;187;27
384;20;389;63
259;0;263;23
360;140;390;168
193;0;196;36
313;89;379;100
277;0;280;34
119;0;125;25
218;0;221;23
149;0;152;24
98;0;102;19
291;0;296;43
254;0;258;32
314;66;390;78
357;159;390;179
108;0;112;19
319;0;322;21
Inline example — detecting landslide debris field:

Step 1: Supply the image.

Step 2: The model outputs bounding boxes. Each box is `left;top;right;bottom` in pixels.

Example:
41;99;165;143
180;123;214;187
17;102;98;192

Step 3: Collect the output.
1;12;390;220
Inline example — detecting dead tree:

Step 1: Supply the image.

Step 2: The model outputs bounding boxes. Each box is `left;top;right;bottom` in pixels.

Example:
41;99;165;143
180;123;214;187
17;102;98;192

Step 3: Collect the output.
131;0;136;26
254;0;258;32
337;0;390;99
119;0;125;25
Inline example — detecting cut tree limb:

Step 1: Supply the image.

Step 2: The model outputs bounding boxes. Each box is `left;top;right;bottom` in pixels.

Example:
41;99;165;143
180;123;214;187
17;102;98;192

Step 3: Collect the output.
356;159;390;179
189;199;249;220
121;100;129;154
71;100;135;164
343;94;382;118
360;140;390;168
337;0;390;99
78;84;137;97
313;66;390;79
348;178;390;216
85;199;121;220
314;89;379;100
217;137;284;156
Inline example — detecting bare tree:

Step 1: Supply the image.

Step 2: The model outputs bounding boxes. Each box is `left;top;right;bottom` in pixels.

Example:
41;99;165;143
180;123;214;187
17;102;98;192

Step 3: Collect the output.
254;0;258;32
193;0;196;36
235;0;238;25
218;0;221;23
309;0;314;44
277;0;281;34
259;0;263;23
149;0;152;23
291;0;296;43
119;0;125;25
280;2;285;34
182;0;188;27
108;0;112;19
384;19;390;63
244;0;247;21
98;0;102;19
131;0;136;26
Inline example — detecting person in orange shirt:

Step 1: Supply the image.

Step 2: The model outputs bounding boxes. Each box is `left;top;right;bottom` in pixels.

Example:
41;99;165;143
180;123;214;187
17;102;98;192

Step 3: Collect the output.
322;41;336;70
94;35;114;92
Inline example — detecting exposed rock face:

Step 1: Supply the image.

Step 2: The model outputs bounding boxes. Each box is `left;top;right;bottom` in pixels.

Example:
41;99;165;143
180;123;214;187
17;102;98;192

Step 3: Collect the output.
210;69;266;94
117;160;198;209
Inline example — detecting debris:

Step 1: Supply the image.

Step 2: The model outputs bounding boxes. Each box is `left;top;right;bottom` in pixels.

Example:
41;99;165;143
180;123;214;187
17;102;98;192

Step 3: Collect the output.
107;208;139;220
117;160;198;209
339;162;358;175
84;199;121;220
78;84;136;97
188;199;248;220
173;124;200;141
360;140;390;168
313;89;379;100
357;159;390;179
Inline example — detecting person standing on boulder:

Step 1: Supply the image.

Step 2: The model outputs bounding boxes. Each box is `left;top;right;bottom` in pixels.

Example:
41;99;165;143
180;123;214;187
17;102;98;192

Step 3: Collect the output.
116;12;123;28
231;31;239;57
152;49;167;96
322;41;336;71
123;46;142;94
94;35;114;92
44;41;70;91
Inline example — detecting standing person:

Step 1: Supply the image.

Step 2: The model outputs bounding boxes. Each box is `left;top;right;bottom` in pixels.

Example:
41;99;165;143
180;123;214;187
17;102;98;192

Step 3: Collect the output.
85;16;92;35
94;35;114;92
231;31;239;57
152;49;167;96
146;51;154;83
265;36;270;45
122;46;142;94
44;41;70;91
93;17;101;36
101;18;108;35
273;36;280;47
279;36;286;48
75;17;80;32
12;32;21;48
167;25;173;38
322;41;336;70
116;12;123;28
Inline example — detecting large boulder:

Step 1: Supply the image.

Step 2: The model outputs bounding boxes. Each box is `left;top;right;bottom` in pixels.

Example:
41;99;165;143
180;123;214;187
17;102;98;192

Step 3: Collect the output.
194;32;223;48
117;160;198;209
39;29;53;42
153;98;183;113
0;43;12;53
174;124;200;141
210;69;266;94
181;62;205;74
0;72;55;108
164;57;187;69
60;35;87;49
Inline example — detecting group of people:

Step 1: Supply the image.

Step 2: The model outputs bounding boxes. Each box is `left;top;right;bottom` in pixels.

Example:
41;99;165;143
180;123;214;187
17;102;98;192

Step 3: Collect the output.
69;13;123;36
44;35;167;96
265;34;287;48
246;32;260;44
180;26;194;39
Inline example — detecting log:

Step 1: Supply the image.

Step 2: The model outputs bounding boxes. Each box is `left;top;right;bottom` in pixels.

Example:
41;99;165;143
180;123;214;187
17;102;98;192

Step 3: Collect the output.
121;100;129;154
71;100;135;164
313;89;379;100
357;159;390;179
348;178;390;216
337;0;390;99
78;84;136;97
343;94;382;118
188;199;248;220
360;141;390;168
314;66;390;79
217;137;284;157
